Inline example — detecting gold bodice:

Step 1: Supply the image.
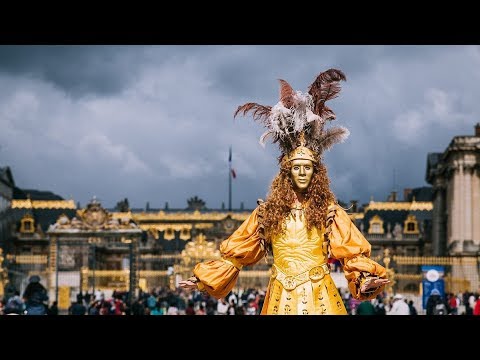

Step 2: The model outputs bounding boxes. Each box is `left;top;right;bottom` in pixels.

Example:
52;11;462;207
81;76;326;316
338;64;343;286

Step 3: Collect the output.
193;204;387;314
271;212;326;276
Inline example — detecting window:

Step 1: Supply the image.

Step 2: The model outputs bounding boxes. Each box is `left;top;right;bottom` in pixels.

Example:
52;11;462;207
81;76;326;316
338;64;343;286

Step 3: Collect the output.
404;215;419;234
180;228;191;240
20;214;35;233
164;228;175;241
368;215;384;234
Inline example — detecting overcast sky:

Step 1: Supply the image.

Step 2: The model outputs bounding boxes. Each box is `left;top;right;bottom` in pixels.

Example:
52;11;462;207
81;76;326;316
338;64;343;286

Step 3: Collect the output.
0;45;479;210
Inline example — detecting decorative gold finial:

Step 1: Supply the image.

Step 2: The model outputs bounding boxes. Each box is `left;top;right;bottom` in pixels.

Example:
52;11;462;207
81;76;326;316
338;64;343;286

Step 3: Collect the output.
298;131;307;147
181;233;220;266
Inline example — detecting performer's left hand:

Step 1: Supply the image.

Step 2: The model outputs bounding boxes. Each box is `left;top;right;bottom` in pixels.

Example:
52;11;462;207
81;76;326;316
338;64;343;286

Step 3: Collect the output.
361;277;390;293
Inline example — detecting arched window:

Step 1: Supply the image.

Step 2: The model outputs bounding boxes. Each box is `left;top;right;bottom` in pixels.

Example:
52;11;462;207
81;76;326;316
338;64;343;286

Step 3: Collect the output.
180;227;191;240
20;214;35;233
164;228;175;241
368;215;384;234
404;215;419;234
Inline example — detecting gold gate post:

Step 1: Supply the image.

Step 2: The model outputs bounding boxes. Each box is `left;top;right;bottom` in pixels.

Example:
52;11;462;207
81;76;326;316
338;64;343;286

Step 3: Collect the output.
383;248;396;296
80;266;89;293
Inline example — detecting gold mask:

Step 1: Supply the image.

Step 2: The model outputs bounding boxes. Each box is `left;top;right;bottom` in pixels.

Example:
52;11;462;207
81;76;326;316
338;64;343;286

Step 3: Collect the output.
290;158;314;192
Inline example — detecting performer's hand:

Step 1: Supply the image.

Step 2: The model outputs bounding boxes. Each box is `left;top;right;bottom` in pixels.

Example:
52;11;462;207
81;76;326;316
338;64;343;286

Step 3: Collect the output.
361;277;390;293
178;277;199;290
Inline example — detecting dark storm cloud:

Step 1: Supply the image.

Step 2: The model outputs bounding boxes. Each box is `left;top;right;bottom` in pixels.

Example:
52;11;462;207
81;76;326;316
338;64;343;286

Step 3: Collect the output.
0;45;175;97
1;45;479;210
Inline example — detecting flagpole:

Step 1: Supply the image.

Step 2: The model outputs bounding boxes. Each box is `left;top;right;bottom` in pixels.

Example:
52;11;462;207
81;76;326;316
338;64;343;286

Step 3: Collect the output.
228;146;232;211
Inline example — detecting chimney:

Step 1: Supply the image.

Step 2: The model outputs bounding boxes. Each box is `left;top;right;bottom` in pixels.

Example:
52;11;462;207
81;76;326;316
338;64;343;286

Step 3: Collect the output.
403;188;412;202
388;191;397;202
475;123;480;137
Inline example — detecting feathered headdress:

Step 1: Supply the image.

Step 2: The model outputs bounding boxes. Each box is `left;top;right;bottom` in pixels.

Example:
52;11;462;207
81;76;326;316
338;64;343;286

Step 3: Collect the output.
234;69;350;162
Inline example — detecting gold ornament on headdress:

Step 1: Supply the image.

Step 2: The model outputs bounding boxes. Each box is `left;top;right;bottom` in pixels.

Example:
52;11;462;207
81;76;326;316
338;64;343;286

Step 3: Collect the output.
285;132;317;162
234;69;350;163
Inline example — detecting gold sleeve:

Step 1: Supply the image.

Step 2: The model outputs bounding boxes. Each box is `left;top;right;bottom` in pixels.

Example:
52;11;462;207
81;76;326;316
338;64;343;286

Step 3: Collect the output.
328;204;387;301
193;207;266;299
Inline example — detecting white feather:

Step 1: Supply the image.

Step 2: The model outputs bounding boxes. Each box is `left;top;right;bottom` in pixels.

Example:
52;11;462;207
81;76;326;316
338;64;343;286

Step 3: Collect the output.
259;130;272;148
269;102;292;138
339;127;350;142
306;108;321;123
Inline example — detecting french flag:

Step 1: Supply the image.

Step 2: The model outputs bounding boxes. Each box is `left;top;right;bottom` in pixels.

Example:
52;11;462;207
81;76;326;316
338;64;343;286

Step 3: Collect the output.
229;147;236;179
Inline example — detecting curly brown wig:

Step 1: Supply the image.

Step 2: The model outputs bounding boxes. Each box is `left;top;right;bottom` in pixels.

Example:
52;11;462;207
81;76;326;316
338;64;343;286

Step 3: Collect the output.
262;157;336;240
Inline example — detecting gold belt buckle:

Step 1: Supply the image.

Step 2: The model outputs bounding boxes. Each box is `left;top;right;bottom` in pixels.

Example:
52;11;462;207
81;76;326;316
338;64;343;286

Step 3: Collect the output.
309;265;326;281
283;276;297;290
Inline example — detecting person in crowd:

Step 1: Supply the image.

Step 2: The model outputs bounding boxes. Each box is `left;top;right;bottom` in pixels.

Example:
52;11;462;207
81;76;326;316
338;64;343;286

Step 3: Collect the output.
216;297;229;315
22;275;48;315
4;290;24;315
408;300;418;315
48;301;59;315
426;289;448;315
356;300;376;315
387;294;410;315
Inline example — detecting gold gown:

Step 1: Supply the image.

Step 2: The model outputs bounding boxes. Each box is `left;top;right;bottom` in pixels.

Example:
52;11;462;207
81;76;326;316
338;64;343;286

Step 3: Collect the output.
193;203;387;315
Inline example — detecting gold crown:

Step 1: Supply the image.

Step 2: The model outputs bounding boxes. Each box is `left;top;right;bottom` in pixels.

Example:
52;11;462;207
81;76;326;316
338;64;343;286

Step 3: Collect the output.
285;146;317;162
282;132;318;162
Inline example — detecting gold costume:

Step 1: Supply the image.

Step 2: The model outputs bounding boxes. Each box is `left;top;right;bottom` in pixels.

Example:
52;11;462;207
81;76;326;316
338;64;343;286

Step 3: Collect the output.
192;69;388;314
193;203;387;315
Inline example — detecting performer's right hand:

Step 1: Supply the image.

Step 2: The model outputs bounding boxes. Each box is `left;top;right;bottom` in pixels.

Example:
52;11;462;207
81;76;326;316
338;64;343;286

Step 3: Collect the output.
178;278;198;290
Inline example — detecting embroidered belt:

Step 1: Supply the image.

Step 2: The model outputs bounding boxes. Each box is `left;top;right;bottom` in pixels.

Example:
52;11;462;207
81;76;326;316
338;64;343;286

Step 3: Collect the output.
270;263;330;291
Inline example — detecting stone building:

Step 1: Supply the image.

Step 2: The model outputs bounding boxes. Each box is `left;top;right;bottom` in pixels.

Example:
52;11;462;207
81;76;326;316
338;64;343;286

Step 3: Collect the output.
5;192;255;307
0;167;14;250
426;123;480;256
8;189;77;296
0;166;13;298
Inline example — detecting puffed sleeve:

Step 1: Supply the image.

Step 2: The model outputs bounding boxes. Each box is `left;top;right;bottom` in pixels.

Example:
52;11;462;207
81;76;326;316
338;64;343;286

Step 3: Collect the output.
328;203;387;301
193;207;266;299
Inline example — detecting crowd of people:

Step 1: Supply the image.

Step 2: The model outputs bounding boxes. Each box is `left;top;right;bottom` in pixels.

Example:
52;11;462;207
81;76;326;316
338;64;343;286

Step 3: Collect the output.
2;276;480;315
346;290;480;315
0;282;269;315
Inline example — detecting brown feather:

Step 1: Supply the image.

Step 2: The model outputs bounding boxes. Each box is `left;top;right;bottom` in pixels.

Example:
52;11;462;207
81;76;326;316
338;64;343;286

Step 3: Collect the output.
308;69;346;117
309;120;324;140
322;105;336;121
308;69;346;94
278;79;295;108
234;103;272;124
317;126;349;153
313;82;343;116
